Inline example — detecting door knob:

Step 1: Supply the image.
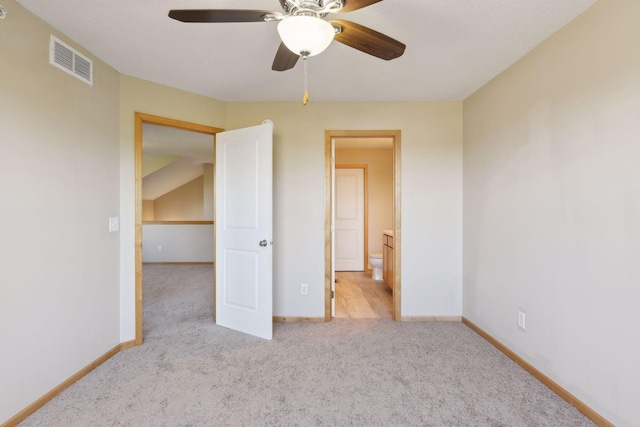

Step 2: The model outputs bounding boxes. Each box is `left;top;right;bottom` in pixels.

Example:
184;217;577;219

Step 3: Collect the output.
259;240;268;247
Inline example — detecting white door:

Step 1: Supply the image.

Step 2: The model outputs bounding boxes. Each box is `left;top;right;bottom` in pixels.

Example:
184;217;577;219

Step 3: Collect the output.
335;168;364;271
215;121;273;340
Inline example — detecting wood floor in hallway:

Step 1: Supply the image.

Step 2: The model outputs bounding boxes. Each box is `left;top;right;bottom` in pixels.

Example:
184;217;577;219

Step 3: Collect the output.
335;271;393;319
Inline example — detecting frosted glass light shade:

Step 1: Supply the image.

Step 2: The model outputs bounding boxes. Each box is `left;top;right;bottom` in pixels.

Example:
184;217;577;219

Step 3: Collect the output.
277;16;335;57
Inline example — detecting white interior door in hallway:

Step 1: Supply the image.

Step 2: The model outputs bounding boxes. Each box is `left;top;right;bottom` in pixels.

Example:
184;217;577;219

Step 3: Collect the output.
335;168;364;271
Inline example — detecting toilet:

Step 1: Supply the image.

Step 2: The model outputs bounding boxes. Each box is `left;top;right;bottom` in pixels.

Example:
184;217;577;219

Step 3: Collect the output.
369;253;383;280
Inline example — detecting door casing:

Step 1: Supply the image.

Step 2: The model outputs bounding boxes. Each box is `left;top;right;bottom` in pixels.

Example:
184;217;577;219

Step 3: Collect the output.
134;112;223;345
325;130;401;321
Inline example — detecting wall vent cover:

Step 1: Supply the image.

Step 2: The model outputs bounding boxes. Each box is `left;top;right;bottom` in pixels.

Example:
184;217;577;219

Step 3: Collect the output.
49;35;93;86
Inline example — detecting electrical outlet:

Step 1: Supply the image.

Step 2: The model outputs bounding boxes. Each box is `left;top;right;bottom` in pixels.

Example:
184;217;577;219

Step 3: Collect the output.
518;310;526;330
301;283;308;295
157;245;163;252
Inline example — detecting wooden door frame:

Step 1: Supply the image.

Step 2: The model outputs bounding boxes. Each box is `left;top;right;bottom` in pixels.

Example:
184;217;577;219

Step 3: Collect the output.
335;165;369;272
134;112;223;345
325;130;401;321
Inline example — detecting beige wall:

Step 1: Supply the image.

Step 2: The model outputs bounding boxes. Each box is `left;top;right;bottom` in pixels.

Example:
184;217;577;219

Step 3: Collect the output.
0;0;121;424
336;148;394;266
142;224;214;263
463;1;640;425
117;84;461;326
225;102;463;318
142;200;155;221
203;163;214;221
154;176;204;221
143;165;213;221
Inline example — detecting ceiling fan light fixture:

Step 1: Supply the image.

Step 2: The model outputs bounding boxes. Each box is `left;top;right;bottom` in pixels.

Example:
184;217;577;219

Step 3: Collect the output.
277;16;335;57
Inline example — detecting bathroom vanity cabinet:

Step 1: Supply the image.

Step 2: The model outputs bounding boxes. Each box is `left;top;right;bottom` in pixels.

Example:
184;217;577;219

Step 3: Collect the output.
382;231;394;291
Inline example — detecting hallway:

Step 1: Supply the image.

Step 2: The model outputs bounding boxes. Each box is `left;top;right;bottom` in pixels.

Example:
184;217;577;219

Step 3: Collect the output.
335;271;393;319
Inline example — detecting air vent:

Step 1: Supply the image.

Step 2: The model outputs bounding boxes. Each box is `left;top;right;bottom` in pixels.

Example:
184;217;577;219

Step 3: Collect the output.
49;35;93;86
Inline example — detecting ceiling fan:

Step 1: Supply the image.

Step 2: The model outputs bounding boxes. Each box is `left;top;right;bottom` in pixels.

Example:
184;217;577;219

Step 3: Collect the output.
168;0;406;72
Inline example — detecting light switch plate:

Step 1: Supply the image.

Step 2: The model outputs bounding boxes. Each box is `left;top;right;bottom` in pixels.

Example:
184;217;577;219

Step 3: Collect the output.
108;217;119;232
518;310;526;330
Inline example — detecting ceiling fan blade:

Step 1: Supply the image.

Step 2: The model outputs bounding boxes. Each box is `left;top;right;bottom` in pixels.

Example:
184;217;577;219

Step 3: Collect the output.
272;43;300;71
330;19;405;60
168;9;279;23
339;0;383;13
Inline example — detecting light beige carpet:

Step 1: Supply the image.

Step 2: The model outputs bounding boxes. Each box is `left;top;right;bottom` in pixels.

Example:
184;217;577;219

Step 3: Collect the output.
20;264;594;426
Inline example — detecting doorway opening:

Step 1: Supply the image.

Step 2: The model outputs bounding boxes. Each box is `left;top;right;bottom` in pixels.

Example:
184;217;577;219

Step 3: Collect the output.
325;130;401;321
134;113;223;345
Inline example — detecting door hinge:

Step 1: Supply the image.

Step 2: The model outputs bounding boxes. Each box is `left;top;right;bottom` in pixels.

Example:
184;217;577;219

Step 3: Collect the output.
331;290;335;299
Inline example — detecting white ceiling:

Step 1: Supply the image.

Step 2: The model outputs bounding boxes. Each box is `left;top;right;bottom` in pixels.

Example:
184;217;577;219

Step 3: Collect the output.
142;123;213;200
143;124;214;162
16;0;596;102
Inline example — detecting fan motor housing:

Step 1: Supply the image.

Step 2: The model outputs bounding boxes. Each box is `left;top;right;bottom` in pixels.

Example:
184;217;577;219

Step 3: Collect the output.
279;0;344;16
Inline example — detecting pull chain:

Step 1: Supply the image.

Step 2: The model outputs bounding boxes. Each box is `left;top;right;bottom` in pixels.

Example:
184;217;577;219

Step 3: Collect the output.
302;52;309;105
